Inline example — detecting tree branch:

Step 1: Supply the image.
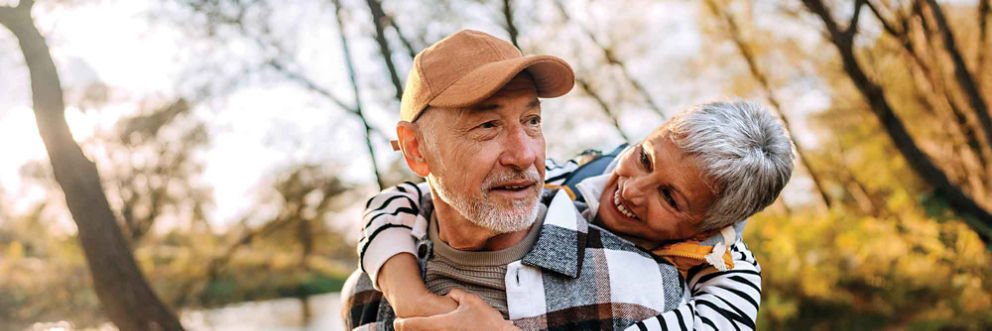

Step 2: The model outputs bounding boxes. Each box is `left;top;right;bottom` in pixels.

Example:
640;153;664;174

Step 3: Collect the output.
332;0;386;190
978;0;990;87
803;0;992;244
923;0;992;149
552;0;666;119
865;1;988;171
704;0;833;209
365;0;404;101
377;8;417;59
866;0;902;36
576;78;630;142
265;60;354;113
502;0;520;48
843;0;867;41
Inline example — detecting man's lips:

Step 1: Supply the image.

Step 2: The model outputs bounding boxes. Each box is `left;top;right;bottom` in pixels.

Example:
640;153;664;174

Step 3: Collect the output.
488;180;538;198
489;179;537;191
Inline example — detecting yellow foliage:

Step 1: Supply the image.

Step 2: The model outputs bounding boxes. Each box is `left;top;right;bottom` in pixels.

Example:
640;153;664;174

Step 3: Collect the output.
7;241;24;261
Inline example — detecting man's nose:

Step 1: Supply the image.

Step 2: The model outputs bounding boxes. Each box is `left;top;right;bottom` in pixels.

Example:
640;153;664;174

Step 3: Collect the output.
499;125;539;170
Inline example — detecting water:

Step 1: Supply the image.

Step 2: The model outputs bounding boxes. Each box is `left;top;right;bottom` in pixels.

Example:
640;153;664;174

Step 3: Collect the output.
182;293;344;331
27;293;345;331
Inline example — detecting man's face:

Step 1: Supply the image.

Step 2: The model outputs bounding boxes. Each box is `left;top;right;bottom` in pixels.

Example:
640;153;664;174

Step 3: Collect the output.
597;128;716;242
421;75;546;233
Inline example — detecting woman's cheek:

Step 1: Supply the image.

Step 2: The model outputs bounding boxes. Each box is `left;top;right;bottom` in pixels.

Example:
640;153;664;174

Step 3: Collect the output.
615;154;637;175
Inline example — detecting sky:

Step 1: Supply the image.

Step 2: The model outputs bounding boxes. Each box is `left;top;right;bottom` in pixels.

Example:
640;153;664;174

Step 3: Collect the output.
0;0;826;234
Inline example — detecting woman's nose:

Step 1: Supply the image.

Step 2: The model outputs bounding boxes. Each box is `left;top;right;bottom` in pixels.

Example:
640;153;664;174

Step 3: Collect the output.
622;177;649;207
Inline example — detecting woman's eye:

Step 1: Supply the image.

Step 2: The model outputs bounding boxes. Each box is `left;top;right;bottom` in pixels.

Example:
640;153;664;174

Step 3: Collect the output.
662;189;679;211
639;146;652;171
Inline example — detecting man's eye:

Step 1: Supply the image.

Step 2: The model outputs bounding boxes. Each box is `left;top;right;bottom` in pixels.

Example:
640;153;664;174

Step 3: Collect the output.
479;121;496;129
526;116;541;125
639;146;651;171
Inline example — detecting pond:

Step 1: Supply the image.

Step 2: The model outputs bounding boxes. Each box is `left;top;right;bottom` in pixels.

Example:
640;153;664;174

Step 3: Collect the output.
182;292;344;331
28;293;345;331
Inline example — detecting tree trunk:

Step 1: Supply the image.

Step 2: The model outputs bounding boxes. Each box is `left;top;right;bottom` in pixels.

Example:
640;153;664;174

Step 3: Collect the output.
0;2;184;330
802;0;992;243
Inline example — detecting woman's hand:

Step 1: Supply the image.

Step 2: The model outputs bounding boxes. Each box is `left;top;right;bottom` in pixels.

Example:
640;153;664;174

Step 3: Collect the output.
393;288;519;331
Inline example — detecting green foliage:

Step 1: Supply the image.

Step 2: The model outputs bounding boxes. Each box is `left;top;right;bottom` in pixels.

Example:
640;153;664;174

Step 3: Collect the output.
749;206;991;329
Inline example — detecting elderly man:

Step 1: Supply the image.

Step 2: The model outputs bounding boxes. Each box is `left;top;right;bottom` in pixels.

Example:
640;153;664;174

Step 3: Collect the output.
341;30;688;330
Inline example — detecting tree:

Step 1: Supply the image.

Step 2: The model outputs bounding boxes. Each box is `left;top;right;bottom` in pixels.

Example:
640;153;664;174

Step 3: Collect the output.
702;0;834;209
0;1;183;330
100;99;213;245
801;0;992;243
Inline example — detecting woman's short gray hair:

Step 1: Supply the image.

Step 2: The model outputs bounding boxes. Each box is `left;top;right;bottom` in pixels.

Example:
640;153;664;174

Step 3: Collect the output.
665;101;795;232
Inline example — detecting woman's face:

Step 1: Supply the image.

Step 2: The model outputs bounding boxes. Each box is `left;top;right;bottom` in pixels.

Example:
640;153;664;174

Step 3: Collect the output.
597;128;717;242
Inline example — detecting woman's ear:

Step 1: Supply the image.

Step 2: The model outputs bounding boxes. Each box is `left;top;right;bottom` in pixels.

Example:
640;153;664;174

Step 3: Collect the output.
396;121;431;177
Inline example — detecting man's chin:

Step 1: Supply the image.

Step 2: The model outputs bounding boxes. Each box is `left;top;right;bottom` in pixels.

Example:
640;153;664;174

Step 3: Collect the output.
474;203;539;233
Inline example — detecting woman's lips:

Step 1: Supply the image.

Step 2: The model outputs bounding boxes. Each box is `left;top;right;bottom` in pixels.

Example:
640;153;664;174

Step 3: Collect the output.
613;187;641;222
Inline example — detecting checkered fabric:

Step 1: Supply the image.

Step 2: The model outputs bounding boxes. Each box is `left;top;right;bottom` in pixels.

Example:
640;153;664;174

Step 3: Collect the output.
353;147;763;330
342;189;689;330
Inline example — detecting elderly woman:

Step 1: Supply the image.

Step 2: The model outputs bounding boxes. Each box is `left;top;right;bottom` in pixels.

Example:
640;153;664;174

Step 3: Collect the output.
357;100;794;330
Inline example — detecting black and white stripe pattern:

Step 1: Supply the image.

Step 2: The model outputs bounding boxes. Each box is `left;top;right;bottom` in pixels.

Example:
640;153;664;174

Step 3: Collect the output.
355;154;763;330
357;181;426;286
357;159;582;285
626;240;761;331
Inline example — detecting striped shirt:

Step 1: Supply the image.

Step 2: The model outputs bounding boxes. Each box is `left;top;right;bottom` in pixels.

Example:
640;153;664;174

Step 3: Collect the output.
343;189;690;330
355;149;762;330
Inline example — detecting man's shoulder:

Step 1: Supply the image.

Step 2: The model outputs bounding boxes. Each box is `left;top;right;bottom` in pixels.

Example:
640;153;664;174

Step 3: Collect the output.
581;223;686;307
533;188;678;270
524;190;688;315
511;219;688;329
340;270;395;330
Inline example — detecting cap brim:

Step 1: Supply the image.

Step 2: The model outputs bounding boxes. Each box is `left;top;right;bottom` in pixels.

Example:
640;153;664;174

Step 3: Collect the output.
429;55;574;108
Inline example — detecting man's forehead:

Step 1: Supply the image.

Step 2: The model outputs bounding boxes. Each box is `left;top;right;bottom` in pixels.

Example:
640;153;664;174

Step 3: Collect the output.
420;74;540;122
467;75;539;110
494;73;538;93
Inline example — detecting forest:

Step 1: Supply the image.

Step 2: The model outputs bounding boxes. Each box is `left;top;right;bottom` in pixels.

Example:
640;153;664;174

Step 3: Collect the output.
0;0;990;329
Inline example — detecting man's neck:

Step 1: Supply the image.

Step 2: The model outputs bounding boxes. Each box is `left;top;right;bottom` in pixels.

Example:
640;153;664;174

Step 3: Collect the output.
432;198;532;251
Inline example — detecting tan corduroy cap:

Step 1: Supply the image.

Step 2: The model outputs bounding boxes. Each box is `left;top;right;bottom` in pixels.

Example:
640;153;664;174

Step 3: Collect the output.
399;29;574;123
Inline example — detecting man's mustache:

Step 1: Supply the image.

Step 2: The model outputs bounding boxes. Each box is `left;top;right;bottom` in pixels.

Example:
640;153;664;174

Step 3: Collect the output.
482;167;541;191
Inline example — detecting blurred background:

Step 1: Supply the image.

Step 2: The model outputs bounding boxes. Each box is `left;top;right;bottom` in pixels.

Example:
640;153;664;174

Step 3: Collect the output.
0;0;990;329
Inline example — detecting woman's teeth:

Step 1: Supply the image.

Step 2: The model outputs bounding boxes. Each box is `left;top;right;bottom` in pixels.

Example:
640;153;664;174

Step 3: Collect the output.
613;189;639;221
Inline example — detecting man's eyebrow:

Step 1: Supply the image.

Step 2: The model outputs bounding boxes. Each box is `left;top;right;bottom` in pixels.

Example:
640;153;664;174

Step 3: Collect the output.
527;99;541;108
470;103;501;111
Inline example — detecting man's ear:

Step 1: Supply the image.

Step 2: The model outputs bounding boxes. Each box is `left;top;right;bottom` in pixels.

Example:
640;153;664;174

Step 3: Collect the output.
396;121;431;177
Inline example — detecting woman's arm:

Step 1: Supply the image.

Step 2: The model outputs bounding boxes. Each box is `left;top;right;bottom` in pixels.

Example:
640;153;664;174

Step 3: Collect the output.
360;152;588;287
377;253;457;318
358;181;427;288
357;152;597;319
358;182;456;317
625;240;762;331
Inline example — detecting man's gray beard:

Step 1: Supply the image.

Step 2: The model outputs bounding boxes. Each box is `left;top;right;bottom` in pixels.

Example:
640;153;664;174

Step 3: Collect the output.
429;167;542;233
